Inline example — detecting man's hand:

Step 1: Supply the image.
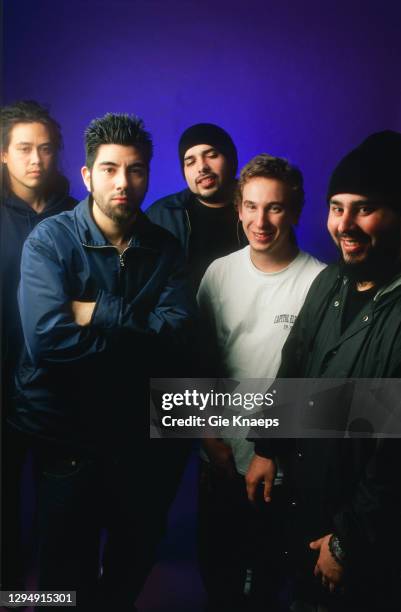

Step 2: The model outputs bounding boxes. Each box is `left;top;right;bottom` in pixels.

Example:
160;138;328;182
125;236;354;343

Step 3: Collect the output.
71;301;96;326
310;534;344;592
245;454;276;503
202;438;237;479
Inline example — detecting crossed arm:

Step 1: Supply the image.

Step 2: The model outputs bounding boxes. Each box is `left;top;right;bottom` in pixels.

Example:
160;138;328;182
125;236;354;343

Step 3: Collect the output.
18;235;195;366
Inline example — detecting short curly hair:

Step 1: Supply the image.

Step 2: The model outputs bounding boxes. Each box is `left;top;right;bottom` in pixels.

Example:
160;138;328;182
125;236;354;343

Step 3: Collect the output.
237;154;305;213
0;100;63;151
84;113;153;168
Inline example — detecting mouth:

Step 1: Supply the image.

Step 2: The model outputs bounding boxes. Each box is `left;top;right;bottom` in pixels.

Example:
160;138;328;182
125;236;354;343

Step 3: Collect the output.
112;197;129;203
196;174;217;188
339;235;369;255
28;171;42;176
252;230;275;243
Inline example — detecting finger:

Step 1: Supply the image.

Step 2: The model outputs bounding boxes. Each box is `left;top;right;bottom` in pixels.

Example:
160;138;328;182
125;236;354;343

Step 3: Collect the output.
309;537;322;550
246;479;257;503
329;581;336;593
313;563;321;577
263;477;273;502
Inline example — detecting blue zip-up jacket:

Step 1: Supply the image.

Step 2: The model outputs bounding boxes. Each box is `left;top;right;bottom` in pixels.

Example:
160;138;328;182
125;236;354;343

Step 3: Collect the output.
146;189;193;254
12;197;196;452
1;178;77;411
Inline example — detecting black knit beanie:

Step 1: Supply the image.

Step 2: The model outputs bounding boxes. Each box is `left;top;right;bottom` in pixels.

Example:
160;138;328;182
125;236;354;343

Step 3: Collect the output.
327;130;401;208
178;123;238;177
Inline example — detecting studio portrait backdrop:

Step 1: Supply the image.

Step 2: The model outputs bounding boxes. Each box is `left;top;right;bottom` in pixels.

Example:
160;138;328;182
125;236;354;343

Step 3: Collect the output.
4;0;401;263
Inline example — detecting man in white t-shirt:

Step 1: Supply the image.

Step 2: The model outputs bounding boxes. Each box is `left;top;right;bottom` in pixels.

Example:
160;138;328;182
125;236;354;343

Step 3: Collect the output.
197;154;325;612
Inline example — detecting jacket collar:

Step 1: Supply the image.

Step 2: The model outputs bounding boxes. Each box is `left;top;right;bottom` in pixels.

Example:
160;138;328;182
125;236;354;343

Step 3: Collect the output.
75;197;159;252
163;188;193;209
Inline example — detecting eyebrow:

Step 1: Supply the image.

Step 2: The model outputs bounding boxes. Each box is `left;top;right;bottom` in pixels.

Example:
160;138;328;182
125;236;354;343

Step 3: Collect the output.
16;141;52;146
98;161;146;168
183;147;217;162
329;198;372;206
243;200;283;206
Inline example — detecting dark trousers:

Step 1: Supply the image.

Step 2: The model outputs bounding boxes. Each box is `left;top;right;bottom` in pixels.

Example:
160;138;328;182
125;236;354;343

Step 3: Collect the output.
1;425;33;590
35;443;190;612
198;461;289;612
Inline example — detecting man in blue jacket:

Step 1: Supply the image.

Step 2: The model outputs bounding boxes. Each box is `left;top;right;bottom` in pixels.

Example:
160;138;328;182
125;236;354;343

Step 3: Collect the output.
146;123;245;289
0;100;76;591
11;113;196;611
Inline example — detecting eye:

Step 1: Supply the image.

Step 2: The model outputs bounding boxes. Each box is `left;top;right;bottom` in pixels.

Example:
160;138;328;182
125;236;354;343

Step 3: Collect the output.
206;151;218;159
129;167;145;175
184;159;194;167
102;167;114;174
358;205;374;215
18;147;30;153
270;205;283;213
40;145;53;155
330;205;343;215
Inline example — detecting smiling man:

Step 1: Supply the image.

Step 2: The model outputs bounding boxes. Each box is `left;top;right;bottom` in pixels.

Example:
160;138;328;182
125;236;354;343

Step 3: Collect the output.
10;113;196;611
197;155;324;612
0;100;76;592
246;132;401;612
147;123;245;289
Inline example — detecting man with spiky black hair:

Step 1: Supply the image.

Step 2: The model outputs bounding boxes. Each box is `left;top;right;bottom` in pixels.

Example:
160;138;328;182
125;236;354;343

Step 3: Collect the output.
1;100;76;592
10;112;196;611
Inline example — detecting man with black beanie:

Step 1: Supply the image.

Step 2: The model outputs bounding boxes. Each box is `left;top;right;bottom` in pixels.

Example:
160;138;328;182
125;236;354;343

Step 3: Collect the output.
245;131;401;612
146;123;245;290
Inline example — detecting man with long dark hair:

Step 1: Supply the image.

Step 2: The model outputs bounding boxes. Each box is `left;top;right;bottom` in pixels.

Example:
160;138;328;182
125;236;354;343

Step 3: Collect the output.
1;100;76;591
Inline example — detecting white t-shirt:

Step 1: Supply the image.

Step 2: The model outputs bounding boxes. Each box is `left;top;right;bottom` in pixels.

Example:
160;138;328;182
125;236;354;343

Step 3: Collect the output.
197;246;325;474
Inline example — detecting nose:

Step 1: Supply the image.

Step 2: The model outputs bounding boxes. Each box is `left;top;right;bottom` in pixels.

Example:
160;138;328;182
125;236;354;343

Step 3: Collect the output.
197;158;210;174
337;209;356;234
115;170;128;190
255;208;270;229
30;148;41;166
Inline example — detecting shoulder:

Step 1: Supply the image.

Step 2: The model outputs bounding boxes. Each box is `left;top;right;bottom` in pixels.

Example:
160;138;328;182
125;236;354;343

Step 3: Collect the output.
138;213;184;257
146;189;191;215
199;247;247;292
24;204;81;257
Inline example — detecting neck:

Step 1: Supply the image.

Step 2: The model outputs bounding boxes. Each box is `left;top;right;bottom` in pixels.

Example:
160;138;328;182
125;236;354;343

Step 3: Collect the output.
92;198;136;251
197;197;230;209
196;182;235;208
356;280;376;292
11;182;46;213
250;242;299;273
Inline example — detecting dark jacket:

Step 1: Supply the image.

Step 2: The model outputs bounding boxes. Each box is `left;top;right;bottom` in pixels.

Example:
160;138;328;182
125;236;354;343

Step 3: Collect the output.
255;264;401;594
146;188;245;255
11;198;197;453
1;178;77;408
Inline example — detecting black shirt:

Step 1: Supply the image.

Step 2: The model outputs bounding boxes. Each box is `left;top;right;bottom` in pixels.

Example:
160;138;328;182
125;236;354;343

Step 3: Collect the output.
186;196;242;290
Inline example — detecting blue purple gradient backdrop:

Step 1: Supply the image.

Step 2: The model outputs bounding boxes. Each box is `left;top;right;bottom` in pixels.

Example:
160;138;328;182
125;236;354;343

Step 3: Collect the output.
4;0;401;261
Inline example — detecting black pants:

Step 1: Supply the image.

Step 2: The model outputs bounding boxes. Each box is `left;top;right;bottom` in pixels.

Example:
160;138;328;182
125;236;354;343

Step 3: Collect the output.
35;443;190;612
198;461;290;612
1;425;33;590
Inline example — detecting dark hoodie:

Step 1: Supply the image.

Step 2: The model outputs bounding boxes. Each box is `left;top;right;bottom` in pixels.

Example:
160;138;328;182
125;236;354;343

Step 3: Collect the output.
1;175;77;409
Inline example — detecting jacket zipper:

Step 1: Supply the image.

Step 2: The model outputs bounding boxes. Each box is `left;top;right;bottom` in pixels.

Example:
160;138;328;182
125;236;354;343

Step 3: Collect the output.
184;209;192;256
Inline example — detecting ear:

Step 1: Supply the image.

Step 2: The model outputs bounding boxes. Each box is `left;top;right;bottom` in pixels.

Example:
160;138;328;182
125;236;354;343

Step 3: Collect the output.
238;201;243;222
81;166;91;193
1;151;8;164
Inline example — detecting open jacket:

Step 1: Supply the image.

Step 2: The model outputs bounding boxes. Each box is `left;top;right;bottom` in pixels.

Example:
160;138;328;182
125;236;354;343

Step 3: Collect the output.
255;264;401;589
146;188;245;255
11;198;197;453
